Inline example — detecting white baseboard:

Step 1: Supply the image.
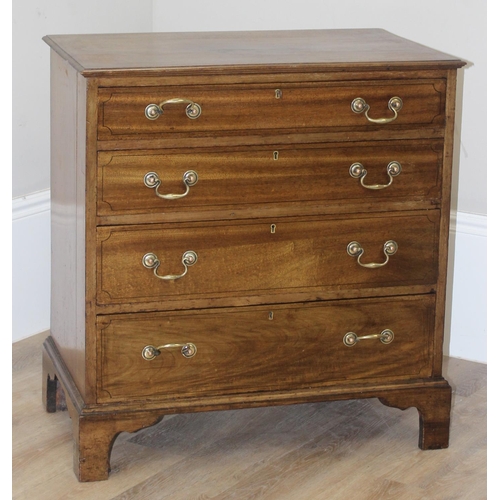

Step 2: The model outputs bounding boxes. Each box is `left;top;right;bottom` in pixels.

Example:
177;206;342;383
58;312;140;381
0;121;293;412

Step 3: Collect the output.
12;190;51;342
11;191;488;364
448;211;487;363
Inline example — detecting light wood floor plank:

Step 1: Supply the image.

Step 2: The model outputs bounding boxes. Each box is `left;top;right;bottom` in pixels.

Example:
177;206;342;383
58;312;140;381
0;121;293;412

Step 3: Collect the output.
13;332;487;499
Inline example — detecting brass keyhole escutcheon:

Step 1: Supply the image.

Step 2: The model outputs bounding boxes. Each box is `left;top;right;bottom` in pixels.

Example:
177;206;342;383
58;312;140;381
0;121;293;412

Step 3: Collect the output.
271;224;276;234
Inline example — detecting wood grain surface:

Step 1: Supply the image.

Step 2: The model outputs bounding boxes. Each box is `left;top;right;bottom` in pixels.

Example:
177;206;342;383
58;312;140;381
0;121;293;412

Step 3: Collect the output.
49;51;88;397
97;295;435;402
97;140;443;217
96;212;440;310
42;29;464;76
97;80;445;140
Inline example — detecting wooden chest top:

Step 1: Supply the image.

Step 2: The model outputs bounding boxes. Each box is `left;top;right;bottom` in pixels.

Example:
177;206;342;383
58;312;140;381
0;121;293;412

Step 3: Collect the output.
43;29;464;76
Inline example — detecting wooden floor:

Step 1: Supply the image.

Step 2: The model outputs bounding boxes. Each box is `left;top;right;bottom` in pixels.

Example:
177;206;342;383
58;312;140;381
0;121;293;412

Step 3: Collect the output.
13;332;486;500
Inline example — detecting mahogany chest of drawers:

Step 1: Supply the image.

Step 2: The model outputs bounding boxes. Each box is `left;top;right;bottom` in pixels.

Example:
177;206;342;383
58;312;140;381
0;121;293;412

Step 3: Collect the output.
42;29;465;481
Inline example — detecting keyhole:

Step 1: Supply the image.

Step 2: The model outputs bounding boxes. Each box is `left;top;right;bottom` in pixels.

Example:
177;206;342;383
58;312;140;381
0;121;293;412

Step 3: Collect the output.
268;311;274;320
271;224;276;234
273;151;279;160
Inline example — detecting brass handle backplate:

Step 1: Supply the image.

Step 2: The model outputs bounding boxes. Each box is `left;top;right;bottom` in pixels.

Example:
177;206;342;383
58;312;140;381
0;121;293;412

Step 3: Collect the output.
144;170;198;199
349;161;402;190
351;96;403;124
343;329;395;347
142;342;197;360
145;98;202;120
142;251;198;280
347;240;398;268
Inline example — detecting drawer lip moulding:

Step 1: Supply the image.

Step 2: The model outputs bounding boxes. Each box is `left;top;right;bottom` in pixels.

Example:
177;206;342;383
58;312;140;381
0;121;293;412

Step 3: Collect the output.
97;79;447;140
96;139;444;219
96;212;440;310
96;295;436;403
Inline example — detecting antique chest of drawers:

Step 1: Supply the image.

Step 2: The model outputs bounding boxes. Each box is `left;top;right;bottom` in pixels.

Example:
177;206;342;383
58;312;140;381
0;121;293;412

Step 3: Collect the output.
42;29;465;481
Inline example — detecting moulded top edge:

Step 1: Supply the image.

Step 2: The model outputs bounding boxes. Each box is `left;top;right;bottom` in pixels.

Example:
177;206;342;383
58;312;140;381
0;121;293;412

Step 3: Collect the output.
43;29;466;76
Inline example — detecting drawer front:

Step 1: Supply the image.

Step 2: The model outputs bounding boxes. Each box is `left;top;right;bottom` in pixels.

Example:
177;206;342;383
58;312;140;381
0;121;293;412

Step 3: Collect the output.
96;212;439;307
98;80;445;139
97;141;442;216
97;295;435;402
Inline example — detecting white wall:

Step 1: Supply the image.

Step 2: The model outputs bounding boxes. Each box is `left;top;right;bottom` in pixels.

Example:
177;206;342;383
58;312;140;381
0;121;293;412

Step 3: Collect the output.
12;1;487;363
447;213;486;363
12;0;153;199
12;192;51;342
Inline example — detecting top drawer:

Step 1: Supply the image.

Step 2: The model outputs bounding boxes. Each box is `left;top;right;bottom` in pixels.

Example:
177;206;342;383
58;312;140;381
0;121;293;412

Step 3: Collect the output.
97;80;446;141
